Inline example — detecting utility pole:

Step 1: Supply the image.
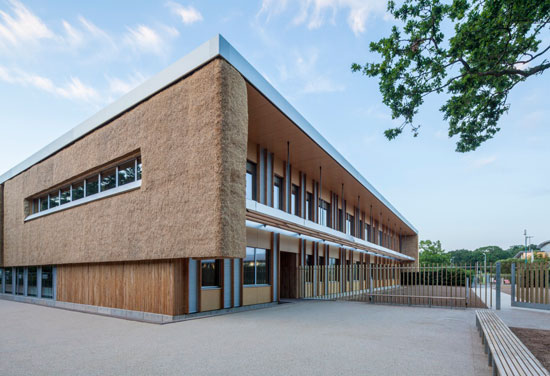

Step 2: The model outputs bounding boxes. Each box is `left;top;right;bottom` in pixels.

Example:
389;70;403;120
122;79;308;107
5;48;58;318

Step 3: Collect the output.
523;230;534;264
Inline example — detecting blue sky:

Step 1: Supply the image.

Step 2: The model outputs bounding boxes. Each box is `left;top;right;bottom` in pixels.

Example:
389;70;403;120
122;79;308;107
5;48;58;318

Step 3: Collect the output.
0;0;548;251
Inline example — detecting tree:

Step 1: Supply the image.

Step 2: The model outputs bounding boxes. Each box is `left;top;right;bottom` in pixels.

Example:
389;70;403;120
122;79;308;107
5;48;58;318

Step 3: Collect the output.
419;239;450;264
352;0;550;152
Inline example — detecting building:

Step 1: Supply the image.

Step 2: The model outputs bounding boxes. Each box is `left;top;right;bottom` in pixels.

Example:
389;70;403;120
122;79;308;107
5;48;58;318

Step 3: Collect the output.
0;35;418;322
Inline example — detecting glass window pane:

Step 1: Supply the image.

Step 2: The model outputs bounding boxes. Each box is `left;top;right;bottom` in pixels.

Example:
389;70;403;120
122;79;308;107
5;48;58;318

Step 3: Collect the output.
39;196;48;211
244;247;255;285
16;267;24;295
86;176;99;196
100;168;116;191
72;181;84;201
28;267;37;297
246;161;256;200
41;266;53;299
118;160;136;186
291;185;300;216
49;192;60;209
201;260;220;287
32;199;39;214
137;157;142;180
273;176;283;210
4;268;12;293
60;187;71;205
255;249;269;285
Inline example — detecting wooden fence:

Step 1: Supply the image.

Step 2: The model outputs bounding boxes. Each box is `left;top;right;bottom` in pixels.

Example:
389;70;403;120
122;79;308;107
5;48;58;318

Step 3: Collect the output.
512;263;550;310
298;264;489;308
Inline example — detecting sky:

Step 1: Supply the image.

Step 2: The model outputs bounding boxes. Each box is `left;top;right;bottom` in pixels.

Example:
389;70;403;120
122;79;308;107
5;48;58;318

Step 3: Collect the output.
0;0;548;251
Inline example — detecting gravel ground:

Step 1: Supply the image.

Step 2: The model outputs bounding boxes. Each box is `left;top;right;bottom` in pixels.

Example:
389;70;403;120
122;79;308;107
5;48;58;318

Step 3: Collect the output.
510;327;550;371
0;299;490;376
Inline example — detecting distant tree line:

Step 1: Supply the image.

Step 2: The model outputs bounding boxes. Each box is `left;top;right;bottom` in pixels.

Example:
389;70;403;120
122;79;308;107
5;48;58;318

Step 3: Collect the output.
418;240;542;266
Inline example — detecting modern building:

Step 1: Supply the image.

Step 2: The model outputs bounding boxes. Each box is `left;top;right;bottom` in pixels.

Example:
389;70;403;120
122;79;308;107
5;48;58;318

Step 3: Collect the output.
0;35;418;322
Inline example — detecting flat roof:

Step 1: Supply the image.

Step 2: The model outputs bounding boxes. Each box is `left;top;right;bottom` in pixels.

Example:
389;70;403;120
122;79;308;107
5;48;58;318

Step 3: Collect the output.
0;34;418;234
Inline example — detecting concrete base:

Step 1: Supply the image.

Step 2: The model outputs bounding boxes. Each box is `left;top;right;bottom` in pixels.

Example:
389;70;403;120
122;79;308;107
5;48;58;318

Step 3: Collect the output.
0;293;278;324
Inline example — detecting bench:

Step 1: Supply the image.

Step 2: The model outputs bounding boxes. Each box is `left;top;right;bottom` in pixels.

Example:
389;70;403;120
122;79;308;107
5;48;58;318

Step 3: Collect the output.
475;310;549;376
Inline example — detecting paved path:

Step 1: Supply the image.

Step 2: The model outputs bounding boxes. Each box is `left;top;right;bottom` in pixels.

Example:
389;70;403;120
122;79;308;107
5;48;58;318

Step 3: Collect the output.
474;286;550;330
0;299;490;376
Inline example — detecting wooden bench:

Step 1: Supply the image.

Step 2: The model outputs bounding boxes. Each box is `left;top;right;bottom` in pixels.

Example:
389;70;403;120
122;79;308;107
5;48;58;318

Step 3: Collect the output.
476;310;549;376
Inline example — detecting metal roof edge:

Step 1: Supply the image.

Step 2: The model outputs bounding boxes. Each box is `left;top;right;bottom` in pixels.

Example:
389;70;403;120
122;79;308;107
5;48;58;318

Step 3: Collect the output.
217;35;418;234
0;34;418;234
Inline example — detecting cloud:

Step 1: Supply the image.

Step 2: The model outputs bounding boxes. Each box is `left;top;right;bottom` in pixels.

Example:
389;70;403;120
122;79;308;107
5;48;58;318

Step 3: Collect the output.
0;0;54;49
471;155;497;169
277;49;345;94
258;0;387;35
167;2;203;25
124;24;176;55
107;72;147;96
0;65;100;103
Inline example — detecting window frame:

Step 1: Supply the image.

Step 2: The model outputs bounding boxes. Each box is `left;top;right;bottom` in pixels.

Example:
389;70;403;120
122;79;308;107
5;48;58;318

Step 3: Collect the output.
201;259;222;289
26;156;142;221
273;175;283;210
243;247;271;286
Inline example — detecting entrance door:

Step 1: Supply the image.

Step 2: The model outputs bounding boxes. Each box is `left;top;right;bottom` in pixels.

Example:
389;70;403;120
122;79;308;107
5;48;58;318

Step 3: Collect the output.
280;251;297;299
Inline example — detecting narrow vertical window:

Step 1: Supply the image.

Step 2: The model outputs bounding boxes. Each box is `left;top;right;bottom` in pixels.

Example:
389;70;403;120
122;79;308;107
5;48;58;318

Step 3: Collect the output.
41;266;54;299
306;192;313;220
16;267;24;295
273;175;283;210
137;157;142;180
27;267;37;297
291;184;300;216
39;196;48;212
4;268;12;293
318;200;330;227
246;161;257;201
244;247;256;285
32;199;39;214
255;248;269;284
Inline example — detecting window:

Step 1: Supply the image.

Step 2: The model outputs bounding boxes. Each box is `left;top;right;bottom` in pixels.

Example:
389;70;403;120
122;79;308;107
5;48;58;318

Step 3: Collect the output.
338;209;343;231
366;224;371;242
379;230;383;246
72;181;84;201
318;200;330;227
27;267;37;297
41;266;54;299
39;196;48;212
306;254;314;266
244;247;270;285
328;257;338;281
246;161;257;200
4;268;12;293
0;268;2;292
291;184;300;216
100;168;116;192
201;260;221;288
118;160;136;186
273;175;283;210
354;261;361;281
16;267;24;295
60;187;71;205
305;192;313;220
27;156;142;218
346;214;355;236
86;175;99;196
48;192;60;209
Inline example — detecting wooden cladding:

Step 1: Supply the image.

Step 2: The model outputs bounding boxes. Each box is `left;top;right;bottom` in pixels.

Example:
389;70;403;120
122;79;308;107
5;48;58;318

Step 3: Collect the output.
56;259;187;316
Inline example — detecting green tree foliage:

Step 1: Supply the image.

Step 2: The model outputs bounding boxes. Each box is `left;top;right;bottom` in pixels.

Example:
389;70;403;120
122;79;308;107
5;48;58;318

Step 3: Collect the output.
419;239;450;264
352;0;550;152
